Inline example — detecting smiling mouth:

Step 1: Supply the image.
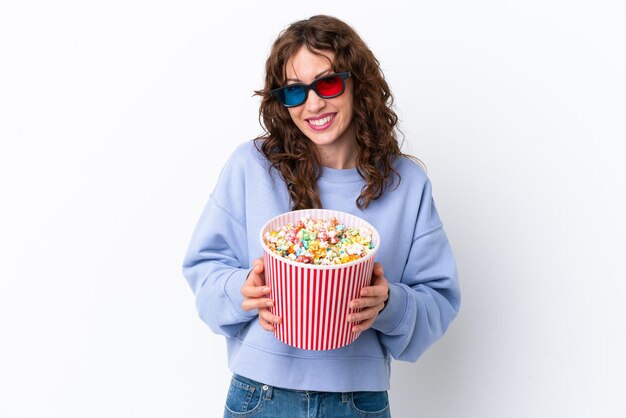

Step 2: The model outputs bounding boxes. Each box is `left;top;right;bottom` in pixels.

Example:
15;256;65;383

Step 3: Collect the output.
308;114;334;126
306;113;336;130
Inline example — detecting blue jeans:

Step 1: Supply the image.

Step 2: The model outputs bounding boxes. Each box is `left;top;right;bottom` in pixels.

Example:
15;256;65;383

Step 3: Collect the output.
223;374;391;417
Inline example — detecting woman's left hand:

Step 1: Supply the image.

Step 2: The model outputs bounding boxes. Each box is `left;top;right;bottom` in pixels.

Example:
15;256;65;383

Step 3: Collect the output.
347;262;389;333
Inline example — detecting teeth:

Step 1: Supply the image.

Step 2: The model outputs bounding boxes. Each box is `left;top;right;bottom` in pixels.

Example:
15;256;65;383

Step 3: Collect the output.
309;115;334;126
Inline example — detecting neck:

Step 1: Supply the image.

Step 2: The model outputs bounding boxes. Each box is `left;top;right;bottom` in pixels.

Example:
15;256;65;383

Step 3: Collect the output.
320;151;357;169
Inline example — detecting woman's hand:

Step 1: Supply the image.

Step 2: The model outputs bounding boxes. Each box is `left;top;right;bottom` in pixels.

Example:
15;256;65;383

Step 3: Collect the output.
347;262;389;333
240;257;281;331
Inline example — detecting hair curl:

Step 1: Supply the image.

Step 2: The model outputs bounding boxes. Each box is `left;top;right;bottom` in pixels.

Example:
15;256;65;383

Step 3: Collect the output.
254;15;418;210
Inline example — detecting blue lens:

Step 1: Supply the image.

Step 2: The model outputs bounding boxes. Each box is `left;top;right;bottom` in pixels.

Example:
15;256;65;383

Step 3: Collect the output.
282;85;306;106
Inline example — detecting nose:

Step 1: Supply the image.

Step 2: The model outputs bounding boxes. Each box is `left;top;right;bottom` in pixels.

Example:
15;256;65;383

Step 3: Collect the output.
304;88;326;113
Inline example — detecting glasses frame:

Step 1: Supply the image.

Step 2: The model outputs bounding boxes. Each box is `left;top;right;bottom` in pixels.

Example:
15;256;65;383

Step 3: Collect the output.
270;71;352;108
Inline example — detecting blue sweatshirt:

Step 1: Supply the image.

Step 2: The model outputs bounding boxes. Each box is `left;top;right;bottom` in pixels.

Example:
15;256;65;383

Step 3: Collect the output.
182;140;460;392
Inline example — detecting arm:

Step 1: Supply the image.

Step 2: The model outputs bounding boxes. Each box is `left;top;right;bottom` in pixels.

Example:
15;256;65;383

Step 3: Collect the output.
372;180;461;361
182;197;257;337
183;142;285;337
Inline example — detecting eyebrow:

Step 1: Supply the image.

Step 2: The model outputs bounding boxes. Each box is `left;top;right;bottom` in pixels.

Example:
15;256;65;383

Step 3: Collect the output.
286;69;333;83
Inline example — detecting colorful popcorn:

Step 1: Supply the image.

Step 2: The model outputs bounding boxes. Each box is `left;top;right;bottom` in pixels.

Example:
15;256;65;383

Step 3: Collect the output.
263;216;375;265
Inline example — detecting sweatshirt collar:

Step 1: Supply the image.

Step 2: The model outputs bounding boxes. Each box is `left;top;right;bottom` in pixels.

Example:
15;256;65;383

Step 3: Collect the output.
318;165;363;183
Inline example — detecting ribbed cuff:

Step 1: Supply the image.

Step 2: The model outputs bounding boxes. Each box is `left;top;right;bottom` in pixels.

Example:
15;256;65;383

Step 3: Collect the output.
371;283;408;334
224;268;257;320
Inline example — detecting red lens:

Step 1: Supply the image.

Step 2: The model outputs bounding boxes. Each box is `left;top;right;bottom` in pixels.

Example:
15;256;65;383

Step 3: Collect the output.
314;75;343;97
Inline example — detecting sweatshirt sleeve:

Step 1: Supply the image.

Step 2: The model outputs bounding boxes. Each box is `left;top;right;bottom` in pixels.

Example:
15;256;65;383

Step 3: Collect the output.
182;150;256;338
371;179;461;361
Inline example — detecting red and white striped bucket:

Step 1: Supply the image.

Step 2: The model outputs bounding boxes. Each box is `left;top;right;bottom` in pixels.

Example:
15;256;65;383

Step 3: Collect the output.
260;209;380;350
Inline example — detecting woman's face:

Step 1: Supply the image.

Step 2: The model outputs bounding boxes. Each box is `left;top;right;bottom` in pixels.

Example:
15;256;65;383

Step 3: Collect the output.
284;46;356;166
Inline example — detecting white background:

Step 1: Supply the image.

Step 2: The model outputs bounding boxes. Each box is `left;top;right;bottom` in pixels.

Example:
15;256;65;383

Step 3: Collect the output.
1;1;625;417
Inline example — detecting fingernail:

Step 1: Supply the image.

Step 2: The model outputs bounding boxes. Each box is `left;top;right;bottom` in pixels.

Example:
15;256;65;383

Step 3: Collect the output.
266;301;273;307
263;287;270;293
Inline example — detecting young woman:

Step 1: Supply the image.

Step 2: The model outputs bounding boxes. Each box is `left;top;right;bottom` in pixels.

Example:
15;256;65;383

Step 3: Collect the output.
183;15;461;417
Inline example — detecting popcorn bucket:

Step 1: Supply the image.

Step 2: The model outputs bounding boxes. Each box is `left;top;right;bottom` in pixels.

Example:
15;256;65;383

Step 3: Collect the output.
259;209;380;350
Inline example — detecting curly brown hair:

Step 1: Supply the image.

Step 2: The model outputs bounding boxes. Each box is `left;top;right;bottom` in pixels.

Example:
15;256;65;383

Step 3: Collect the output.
254;15;417;210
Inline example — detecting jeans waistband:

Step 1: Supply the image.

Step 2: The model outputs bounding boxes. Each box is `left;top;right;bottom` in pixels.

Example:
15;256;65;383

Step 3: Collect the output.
233;373;355;398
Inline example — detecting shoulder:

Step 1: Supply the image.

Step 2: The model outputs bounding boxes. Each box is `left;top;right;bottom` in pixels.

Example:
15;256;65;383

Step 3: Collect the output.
225;139;269;169
212;140;267;189
216;138;285;189
215;140;272;184
392;154;431;189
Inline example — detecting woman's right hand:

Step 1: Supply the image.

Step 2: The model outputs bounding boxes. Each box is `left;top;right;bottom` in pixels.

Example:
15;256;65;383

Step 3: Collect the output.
241;257;282;331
